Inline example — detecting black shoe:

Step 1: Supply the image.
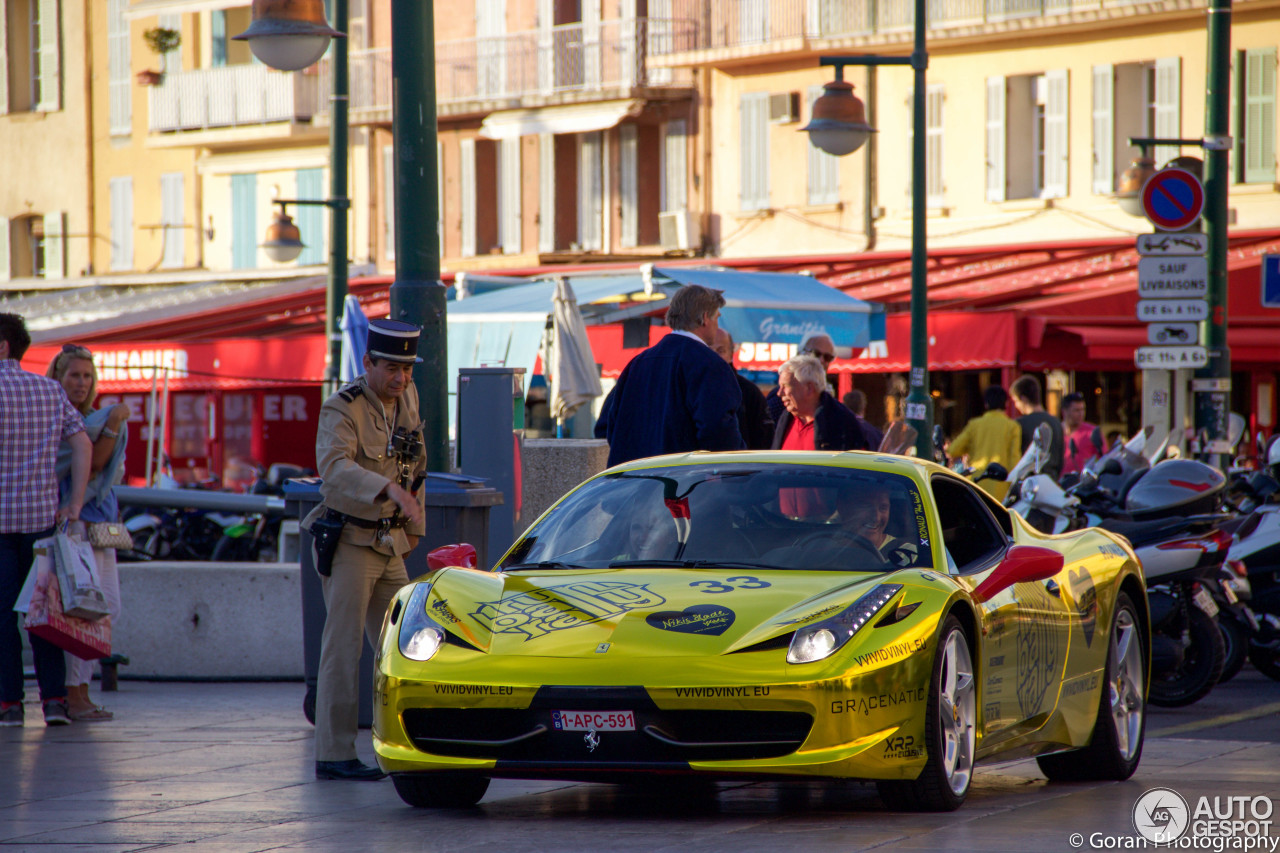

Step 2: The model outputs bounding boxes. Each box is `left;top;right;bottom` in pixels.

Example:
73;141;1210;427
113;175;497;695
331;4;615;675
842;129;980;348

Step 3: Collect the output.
315;759;386;781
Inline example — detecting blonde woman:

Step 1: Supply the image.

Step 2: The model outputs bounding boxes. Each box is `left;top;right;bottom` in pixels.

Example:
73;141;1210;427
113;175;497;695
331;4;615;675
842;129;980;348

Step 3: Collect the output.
47;345;129;722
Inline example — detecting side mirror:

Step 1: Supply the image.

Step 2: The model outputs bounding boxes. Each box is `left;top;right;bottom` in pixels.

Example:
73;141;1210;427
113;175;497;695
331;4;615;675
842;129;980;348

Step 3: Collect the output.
981;462;1009;482
427;543;478;571
1091;426;1105;455
1101;458;1123;476
971;545;1065;603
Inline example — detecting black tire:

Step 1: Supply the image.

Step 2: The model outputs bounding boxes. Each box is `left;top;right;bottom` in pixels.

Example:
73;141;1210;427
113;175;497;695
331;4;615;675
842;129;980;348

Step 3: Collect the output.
877;615;975;812
1148;604;1225;708
1217;614;1249;683
211;535;250;562
392;773;490;808
1247;642;1280;682
1038;592;1145;782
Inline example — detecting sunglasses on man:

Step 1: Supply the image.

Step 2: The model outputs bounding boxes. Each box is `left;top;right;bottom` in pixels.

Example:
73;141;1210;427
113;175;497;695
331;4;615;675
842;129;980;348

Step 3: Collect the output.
802;348;836;364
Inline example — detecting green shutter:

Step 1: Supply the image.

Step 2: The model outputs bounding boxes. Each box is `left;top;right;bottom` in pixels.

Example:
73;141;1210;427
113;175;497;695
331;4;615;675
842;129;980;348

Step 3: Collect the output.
296;169;324;265
231;173;258;270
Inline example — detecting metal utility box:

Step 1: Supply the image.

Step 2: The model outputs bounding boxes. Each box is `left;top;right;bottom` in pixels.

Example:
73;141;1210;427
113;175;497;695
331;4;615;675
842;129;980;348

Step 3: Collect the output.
456;367;525;562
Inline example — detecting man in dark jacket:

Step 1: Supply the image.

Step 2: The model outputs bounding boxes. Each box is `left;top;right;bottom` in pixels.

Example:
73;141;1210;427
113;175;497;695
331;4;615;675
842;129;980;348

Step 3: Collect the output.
771;354;868;452
713;329;774;450
594;285;745;467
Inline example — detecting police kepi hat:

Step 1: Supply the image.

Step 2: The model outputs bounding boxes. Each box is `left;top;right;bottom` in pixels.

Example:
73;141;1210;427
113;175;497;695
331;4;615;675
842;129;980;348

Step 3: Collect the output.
366;319;423;364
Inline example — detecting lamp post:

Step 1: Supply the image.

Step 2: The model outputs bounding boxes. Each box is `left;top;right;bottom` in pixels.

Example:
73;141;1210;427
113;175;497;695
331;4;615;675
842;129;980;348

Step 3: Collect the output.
235;0;349;400
801;0;932;460
237;0;447;471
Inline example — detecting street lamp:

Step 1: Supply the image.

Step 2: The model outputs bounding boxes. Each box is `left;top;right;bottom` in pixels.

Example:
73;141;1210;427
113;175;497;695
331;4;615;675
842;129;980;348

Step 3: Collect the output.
801;0;933;460
234;0;344;71
261;205;304;263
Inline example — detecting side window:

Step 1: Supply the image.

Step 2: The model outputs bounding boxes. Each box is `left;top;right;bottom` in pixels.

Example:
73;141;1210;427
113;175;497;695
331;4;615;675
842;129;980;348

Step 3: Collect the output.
931;475;1008;573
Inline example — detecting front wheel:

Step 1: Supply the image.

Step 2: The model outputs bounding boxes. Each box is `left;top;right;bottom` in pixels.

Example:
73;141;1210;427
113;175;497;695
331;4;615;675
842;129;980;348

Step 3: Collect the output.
1217;614;1249;683
1248;642;1280;681
877;615;975;812
1148;604;1224;708
392;773;490;808
1037;591;1145;781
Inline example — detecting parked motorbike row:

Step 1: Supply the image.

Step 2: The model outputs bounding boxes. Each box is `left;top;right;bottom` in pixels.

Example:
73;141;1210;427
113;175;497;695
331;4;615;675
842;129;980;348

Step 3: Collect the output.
121;463;310;563
939;421;1280;708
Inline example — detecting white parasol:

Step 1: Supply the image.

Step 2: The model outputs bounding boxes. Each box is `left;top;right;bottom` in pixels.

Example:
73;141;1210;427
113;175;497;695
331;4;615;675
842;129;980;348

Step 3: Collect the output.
547;277;603;421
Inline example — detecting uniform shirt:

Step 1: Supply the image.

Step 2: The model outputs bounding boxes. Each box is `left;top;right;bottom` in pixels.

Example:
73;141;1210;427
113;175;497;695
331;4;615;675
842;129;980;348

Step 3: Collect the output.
0;359;85;533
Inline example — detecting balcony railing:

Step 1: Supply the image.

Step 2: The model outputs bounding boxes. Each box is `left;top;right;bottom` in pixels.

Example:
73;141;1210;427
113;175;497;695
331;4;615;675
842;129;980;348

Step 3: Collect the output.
318;17;693;121
652;0;1154;54
148;64;320;133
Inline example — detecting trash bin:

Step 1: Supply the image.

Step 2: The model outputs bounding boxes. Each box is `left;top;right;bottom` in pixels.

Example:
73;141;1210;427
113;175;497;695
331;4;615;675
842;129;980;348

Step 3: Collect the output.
285;473;503;728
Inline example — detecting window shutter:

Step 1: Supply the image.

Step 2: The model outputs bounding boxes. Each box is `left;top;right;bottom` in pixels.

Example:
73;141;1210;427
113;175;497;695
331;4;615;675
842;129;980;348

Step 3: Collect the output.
619;124;639;247
0;6;9;115
926;84;944;206
37;0;61;111
296;169;324;265
538;133;555;253
161;173;185;268
986;76;1006;202
739;0;766;43
1154;57;1181;166
578;131;603;251
663;119;688;212
229;173;256;270
383;145;396;261
500;138;522;254
807;85;839;205
740;93;769;210
1043;69;1069;199
211;10;227;67
1244;48;1276;184
0;217;9;281
42;211;66;279
108;0;131;135
110;177;134;272
460;138;476;257
1092;65;1114;194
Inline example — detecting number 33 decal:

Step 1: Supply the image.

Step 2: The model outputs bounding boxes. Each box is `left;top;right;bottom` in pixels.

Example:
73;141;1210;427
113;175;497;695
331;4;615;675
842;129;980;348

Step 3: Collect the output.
690;576;772;594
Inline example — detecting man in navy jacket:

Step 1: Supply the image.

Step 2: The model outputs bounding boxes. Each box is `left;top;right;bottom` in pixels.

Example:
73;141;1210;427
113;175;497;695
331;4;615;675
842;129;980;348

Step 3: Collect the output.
595;285;745;467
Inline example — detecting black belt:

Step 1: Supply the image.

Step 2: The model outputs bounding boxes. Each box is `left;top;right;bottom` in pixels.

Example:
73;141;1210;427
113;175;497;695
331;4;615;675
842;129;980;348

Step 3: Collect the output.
324;508;408;530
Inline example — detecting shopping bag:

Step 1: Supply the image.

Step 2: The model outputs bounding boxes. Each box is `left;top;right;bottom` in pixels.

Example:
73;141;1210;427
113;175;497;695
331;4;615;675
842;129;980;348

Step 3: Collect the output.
11;545;47;614
51;531;110;621
23;561;111;660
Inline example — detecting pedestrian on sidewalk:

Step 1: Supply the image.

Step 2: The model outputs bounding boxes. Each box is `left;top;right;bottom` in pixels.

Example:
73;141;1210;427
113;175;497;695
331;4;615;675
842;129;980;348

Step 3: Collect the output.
1061;391;1101;478
713;329;774;450
1009;374;1064;482
0;314;91;728
948;385;1022;501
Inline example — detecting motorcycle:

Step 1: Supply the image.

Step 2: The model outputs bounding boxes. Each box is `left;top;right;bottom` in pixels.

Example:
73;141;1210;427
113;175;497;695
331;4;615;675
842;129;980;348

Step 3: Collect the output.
209;463;309;562
1224;434;1280;680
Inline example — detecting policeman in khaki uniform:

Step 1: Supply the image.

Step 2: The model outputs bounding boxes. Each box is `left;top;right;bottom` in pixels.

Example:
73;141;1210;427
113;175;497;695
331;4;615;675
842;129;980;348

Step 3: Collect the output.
306;319;427;780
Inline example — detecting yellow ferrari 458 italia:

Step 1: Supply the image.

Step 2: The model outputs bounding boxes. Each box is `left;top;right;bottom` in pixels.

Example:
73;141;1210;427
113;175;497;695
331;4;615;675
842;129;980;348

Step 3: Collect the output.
373;451;1149;811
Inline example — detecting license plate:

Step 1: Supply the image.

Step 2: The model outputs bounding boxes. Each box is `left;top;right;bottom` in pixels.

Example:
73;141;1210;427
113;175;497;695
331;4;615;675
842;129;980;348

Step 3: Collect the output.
552;710;635;731
1193;587;1219;617
1219;580;1238;605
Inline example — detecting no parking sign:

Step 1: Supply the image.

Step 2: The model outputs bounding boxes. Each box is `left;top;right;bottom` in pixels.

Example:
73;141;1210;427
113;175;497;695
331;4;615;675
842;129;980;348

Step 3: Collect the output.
1141;168;1205;231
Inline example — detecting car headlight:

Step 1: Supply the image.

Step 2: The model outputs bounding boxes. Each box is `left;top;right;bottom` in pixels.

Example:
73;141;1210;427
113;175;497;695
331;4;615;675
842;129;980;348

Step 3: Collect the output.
398;583;446;662
787;583;903;664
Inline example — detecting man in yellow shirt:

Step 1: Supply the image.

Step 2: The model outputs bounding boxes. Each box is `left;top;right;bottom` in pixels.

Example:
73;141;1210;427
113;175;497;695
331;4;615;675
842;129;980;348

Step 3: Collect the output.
948;385;1022;500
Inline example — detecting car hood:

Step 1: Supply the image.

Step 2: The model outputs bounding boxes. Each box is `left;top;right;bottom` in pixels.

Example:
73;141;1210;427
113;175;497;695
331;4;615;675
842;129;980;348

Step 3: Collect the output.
419;566;900;657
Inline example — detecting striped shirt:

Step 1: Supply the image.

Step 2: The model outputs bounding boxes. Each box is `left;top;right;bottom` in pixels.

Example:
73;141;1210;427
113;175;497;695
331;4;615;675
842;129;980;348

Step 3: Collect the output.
0;359;86;533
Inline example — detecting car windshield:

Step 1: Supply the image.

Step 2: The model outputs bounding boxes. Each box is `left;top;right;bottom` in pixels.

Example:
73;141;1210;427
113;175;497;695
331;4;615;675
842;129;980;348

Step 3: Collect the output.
500;463;933;572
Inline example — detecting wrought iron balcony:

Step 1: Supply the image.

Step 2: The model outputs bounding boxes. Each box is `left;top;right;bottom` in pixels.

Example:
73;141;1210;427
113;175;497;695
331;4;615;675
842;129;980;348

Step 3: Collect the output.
148;64;320;133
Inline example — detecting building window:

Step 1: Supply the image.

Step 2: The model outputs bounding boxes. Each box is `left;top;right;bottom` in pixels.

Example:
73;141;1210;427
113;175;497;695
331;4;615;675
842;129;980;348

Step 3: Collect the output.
1092;59;1179;194
160;173;184;269
230;173;257;270
1239;47;1276;184
211;10;228;68
619;124;638;248
110;177;133;272
662;119;688;213
577;131;603;251
807;85;839;206
1;0;61;114
500;137;522;255
158;13;181;73
987;70;1068;202
740;93;770;211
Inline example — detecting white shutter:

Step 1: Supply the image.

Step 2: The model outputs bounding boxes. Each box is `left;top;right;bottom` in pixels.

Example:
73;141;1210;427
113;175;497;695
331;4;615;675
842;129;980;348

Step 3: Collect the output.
582;0;600;87
42;212;66;279
1043;68;1069;199
0;5;8;115
37;0;61;112
740;93;769;210
107;0;130;136
161;173;184;268
460;139;476;257
1092;65;1114;194
986;77;1006;202
663;119;688;212
110;177;133;272
578;132;603;251
158;13;182;72
538;133;555;253
384;145;396;260
1154;57;1181;166
500;138;522;254
619;124;638;247
926;85;944;206
1244;48;1277;184
0;217;9;281
807;85;839;205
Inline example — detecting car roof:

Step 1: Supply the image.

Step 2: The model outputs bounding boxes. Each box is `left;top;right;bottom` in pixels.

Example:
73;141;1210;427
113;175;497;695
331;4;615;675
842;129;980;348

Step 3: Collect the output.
600;450;942;489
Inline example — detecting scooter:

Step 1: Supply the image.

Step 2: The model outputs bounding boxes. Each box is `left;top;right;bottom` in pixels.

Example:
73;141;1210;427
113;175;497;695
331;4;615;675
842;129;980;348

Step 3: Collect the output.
1224;434;1280;680
209;462;309;562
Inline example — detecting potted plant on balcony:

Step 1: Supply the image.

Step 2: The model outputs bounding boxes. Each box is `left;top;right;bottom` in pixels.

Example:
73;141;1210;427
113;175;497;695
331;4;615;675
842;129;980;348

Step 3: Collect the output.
138;26;181;86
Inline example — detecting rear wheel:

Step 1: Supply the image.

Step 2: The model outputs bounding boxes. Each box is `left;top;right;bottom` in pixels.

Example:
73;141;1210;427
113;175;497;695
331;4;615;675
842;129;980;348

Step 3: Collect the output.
1148;604;1224;708
1037;592;1145;781
1217;614;1248;683
877;615;975;812
392;773;490;808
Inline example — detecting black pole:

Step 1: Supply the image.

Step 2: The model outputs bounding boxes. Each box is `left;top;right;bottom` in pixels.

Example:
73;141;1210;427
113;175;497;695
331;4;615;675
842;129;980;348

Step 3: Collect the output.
388;0;448;472
324;0;349;400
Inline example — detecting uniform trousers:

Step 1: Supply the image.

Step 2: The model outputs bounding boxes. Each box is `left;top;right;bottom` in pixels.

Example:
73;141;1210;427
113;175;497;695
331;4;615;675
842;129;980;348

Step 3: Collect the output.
314;539;408;762
66;545;122;686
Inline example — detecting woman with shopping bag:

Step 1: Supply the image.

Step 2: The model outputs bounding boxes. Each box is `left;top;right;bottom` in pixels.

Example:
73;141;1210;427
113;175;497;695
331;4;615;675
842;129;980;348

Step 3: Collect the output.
47;345;129;722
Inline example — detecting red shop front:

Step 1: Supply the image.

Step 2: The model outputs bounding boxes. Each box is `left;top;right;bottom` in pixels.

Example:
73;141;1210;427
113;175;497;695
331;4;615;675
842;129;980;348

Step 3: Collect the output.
24;339;326;489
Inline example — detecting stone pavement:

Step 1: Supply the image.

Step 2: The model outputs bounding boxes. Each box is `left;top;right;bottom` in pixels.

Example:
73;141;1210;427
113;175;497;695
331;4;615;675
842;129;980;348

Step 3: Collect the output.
1;679;1278;852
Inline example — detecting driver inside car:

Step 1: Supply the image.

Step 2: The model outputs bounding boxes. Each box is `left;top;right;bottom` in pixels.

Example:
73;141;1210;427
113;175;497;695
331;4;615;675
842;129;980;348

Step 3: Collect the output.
838;485;918;568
